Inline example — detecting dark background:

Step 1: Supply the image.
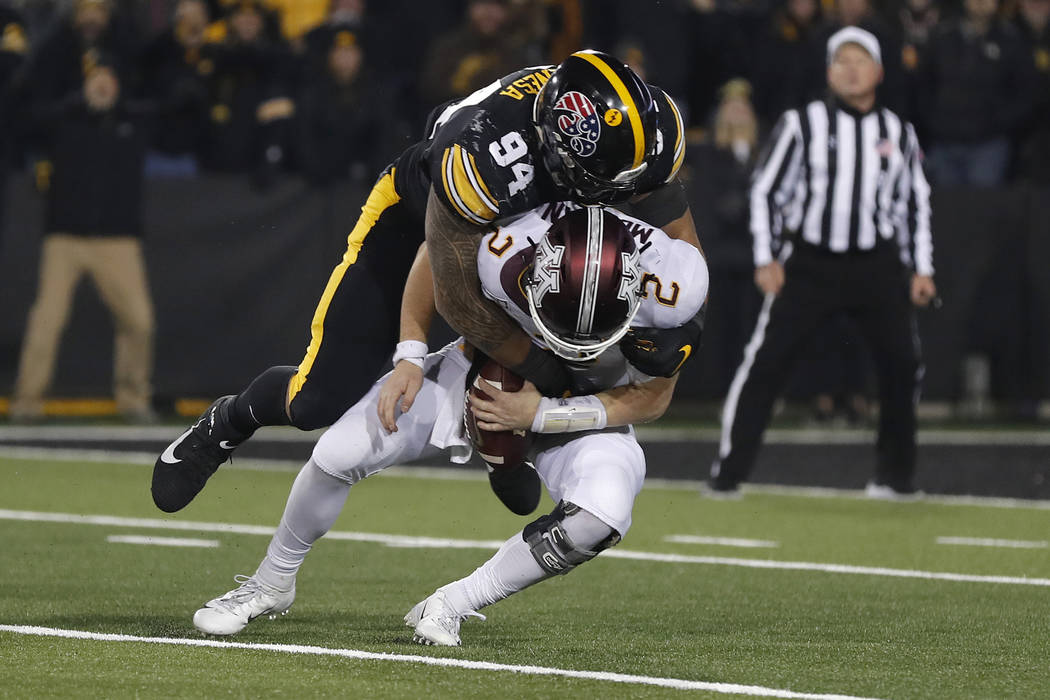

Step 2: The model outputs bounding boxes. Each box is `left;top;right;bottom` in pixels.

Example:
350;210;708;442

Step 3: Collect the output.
2;172;1047;405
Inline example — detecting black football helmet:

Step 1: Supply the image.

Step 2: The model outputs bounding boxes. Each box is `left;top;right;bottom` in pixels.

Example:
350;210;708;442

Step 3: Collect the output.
526;207;642;361
533;50;658;205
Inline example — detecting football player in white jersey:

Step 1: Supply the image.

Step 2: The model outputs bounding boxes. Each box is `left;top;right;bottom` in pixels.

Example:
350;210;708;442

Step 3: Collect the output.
191;205;708;645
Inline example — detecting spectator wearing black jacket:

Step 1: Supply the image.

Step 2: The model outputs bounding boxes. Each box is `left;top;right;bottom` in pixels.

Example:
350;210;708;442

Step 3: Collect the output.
11;57;155;423
751;0;826;125
683;0;762;128
139;0;212;176
896;0;941;125
0;2;28;227
689;79;764;394
199;0;295;178
419;0;530;107
296;28;380;186
21;0;137;157
300;0;366;78
919;0;1032;186
1013;0;1050;183
24;0;136;107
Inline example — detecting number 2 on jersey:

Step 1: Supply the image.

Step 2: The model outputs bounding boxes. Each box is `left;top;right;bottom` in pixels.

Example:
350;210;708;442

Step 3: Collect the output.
489;132;534;197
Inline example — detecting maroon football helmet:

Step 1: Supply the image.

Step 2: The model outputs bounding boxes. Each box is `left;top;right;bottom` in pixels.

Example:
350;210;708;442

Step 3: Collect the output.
526;207;642;361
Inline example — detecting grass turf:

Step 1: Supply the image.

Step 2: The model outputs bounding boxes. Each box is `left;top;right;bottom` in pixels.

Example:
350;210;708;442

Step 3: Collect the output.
1;455;1049;699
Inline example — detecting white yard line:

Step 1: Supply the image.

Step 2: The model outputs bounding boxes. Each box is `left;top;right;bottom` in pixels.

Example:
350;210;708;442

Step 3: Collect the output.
3;509;1048;588
106;535;219;548
0;624;884;700
600;550;1050;586
0;509;506;549
665;535;779;548
936;536;1048;549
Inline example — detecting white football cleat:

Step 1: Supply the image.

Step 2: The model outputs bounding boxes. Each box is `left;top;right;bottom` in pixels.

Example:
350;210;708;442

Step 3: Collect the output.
404;590;485;646
193;575;295;636
865;481;923;502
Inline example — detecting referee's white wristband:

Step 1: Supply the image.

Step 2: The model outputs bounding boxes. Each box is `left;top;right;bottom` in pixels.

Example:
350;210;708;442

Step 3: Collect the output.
531;395;608;434
392;340;427;369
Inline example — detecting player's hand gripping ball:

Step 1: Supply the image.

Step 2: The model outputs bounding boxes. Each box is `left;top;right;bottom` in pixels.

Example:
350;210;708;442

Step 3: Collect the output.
464;359;536;470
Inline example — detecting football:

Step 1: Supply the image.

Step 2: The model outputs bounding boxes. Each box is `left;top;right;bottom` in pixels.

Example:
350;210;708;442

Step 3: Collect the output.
464;358;535;470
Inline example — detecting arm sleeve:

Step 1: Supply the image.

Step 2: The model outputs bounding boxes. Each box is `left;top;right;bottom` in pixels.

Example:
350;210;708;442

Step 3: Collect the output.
430;141;501;226
749;110;803;267
900;123;934;276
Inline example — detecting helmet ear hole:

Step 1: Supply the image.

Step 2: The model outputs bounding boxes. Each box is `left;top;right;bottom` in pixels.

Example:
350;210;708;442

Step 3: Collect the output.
526;207;642;360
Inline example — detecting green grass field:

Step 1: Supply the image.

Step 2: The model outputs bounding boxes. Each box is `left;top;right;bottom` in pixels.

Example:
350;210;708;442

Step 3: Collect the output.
1;454;1048;699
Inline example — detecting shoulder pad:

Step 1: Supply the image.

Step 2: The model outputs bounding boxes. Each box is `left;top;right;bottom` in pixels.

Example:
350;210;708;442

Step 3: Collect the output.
607;210;708;326
434;142;501;225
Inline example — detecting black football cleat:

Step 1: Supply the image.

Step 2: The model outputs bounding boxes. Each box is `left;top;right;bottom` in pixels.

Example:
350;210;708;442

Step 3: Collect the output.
700;476;742;500
487;461;542;516
151;396;247;513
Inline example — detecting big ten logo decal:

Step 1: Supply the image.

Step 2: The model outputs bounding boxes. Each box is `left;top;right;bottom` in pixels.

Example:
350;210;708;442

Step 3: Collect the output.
641;273;680;307
486;229;513;257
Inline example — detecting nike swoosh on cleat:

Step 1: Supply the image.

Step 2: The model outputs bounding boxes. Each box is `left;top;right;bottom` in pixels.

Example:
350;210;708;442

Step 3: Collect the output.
159;429;193;465
218;441;237;450
672;344;693;375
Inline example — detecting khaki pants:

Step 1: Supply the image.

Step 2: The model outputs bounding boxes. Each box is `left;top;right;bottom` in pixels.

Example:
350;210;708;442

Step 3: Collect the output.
12;234;155;417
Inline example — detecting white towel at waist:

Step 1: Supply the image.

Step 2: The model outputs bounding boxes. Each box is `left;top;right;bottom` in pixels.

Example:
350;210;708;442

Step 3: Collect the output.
426;339;473;464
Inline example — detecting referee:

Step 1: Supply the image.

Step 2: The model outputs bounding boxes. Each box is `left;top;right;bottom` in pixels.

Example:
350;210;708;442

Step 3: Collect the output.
707;27;937;498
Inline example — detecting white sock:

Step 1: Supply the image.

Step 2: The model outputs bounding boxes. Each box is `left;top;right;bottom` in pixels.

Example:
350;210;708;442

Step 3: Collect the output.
438;507;616;614
255;459;350;590
439;531;547;613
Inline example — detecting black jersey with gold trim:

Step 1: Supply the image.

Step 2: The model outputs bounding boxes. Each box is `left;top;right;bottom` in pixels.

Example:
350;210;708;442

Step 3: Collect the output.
390;66;686;226
420;65;559;225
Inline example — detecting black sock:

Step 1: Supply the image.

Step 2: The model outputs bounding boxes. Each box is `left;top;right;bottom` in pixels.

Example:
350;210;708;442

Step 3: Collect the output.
229;366;297;434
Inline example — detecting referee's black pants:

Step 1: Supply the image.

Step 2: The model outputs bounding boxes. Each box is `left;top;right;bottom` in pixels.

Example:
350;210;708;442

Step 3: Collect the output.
712;242;923;491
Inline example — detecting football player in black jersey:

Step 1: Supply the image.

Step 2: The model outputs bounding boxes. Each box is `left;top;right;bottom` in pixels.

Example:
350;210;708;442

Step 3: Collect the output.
152;50;705;515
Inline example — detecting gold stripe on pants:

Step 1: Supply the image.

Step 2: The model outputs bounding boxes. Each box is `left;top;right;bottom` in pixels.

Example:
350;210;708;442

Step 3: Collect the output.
287;169;402;405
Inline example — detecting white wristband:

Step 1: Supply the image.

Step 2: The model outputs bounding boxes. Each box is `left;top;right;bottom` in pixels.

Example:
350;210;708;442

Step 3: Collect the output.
392;340;427;369
531;395;608;434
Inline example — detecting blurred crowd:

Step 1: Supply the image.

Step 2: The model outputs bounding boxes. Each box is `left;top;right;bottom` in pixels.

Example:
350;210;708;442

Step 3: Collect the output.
0;0;1046;189
1;0;1047;421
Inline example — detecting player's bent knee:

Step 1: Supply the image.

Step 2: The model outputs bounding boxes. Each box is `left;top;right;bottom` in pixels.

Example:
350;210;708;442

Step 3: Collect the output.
310;414;379;484
522;501;621;576
288;390;358;431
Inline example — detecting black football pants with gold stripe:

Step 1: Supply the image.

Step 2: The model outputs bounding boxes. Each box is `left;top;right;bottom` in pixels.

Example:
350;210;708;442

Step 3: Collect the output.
282;169;422;430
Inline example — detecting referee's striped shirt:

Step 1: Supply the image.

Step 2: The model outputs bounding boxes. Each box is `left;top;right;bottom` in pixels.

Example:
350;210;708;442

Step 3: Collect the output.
750;98;934;276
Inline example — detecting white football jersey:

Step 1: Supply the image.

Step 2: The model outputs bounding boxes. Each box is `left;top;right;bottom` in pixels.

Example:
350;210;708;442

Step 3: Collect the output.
476;201;709;393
